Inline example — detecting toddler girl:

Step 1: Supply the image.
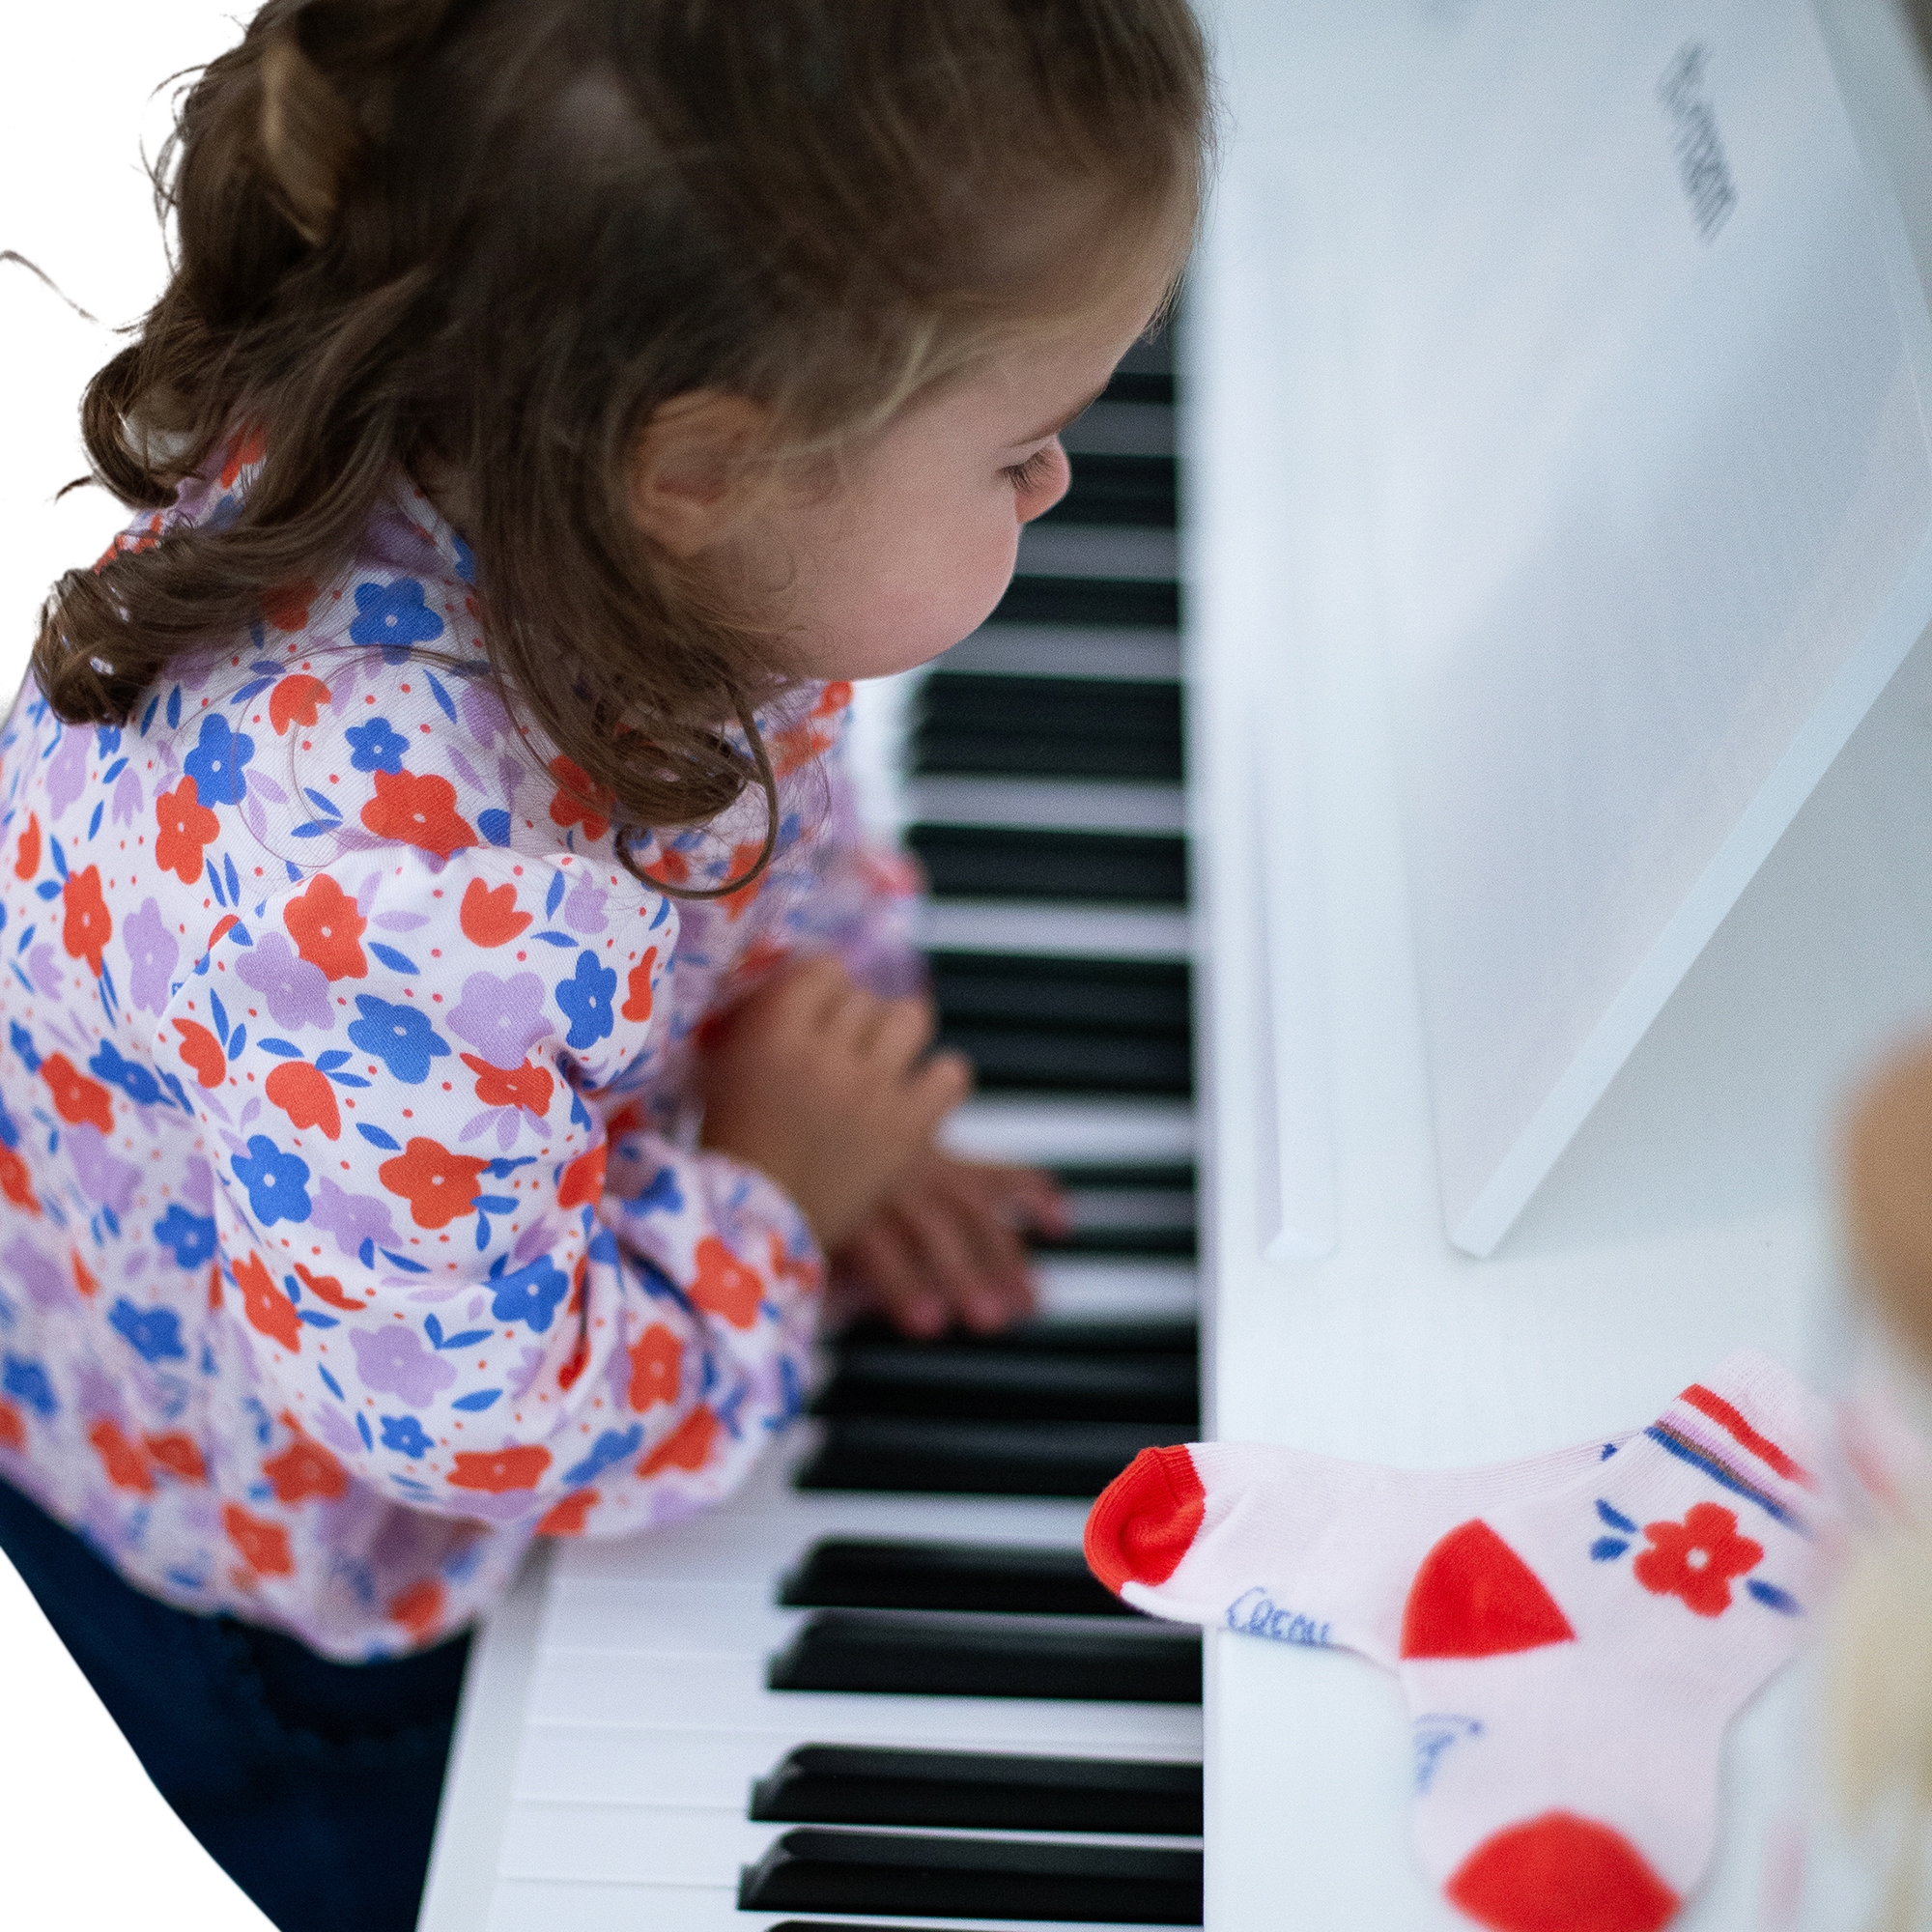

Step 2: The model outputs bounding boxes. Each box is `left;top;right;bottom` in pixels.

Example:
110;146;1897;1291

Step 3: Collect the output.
5;0;1207;1925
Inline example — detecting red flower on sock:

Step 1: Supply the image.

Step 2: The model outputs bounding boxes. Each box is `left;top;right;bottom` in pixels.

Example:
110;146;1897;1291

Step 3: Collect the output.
1633;1502;1762;1617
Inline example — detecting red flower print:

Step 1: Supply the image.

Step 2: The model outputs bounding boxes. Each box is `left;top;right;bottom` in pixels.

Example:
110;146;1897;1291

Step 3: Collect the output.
263;1435;347;1504
155;779;221;886
262;579;317;634
231;1251;301;1352
71;1252;98;1299
379;1137;489;1230
448;1444;551;1493
89;1419;154;1494
268;671;329;734
719;839;767;922
0;1144;34;1214
283;874;367;980
144;1433;206;1482
388;1578;445;1640
813;680;854;719
549;755;614;841
219;425;266;489
627;1324;681;1411
266;1061;341;1140
0;1402;24;1453
555;1329;589;1391
360;767;477;860
1633;1502;1763;1617
556;1145;606;1210
644;843;689;887
59;866;111;977
42;1055;113;1132
639;1405;720;1477
293;1262;369;1313
459;877;531;948
538;1490;598;1537
225;1502;294;1577
461;1054;552;1115
688;1236;763;1329
767;1230;823;1295
172;1019;227;1091
13;812;38;881
620;947;658;1023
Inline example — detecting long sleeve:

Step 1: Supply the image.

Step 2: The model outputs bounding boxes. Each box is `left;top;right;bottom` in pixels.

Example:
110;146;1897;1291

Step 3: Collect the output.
164;839;821;1543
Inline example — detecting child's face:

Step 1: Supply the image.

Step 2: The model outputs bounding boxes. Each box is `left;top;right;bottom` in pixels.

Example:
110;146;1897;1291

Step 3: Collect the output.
741;272;1167;681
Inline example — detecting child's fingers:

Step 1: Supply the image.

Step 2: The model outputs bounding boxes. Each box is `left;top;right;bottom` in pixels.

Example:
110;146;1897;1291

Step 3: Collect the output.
839;1222;947;1337
865;993;938;1073
962;1159;1070;1238
903;1048;972;1132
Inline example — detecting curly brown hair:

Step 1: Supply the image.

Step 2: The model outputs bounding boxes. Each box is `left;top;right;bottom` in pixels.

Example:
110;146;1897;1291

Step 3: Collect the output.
33;0;1209;880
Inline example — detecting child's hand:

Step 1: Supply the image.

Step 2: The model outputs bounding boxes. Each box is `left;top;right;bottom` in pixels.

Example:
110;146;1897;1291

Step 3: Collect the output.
827;1152;1069;1338
697;955;970;1249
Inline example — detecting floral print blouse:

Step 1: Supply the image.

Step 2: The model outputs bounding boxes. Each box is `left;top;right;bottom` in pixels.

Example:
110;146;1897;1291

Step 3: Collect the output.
0;452;917;1659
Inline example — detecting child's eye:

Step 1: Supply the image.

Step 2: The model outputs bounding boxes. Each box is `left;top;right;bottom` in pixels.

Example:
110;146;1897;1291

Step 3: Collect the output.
1002;443;1061;494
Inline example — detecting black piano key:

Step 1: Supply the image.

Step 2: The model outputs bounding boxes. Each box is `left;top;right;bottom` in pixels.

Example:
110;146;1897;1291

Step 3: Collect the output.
1036;1222;1197;1260
930;952;1191;1036
778;1538;1132;1616
831;1316;1198;1355
767;1610;1202;1703
918;672;1180;747
749;1744;1204;1834
793;1416;1191;1496
909;825;1187;905
939;1023;1193;1096
739;1828;1203;1923
1102;370;1176;408
811;1342;1197;1425
1053;1162;1197;1192
982;576;1180;632
1038;453;1177;529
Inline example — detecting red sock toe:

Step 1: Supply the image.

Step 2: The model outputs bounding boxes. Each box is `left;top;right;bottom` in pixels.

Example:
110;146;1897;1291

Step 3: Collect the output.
1085;1444;1208;1595
1445;1813;1678;1932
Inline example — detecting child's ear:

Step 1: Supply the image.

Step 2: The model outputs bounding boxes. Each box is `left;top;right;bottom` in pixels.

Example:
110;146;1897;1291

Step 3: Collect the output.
626;391;771;555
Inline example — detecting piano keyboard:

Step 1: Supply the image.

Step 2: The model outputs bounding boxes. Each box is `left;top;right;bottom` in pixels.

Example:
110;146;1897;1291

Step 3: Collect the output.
419;326;1215;1932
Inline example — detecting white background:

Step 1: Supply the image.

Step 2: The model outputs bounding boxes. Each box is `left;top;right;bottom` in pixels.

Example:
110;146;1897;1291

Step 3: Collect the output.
3;7;279;1924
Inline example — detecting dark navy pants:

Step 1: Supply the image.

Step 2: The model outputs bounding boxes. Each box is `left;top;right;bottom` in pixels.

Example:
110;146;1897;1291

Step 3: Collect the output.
0;1477;469;1932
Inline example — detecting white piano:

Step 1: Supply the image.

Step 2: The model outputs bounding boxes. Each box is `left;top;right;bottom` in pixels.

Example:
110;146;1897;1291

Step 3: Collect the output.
421;1;1932;1926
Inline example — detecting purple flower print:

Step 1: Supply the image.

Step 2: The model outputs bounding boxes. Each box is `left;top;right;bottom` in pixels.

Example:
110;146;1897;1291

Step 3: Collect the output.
124;898;180;1014
446;971;547;1070
563;874;608;934
312;1405;365;1460
351;1326;456;1408
45;725;90;819
65;1125;138;1216
27;945;62;1001
236;932;333;1032
181;1155;214;1213
4;1236;66;1310
110;764;144;826
307;1176;397;1264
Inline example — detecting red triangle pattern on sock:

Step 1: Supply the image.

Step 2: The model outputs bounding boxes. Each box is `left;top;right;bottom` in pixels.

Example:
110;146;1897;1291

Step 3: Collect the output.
1400;1519;1577;1660
1445;1812;1679;1932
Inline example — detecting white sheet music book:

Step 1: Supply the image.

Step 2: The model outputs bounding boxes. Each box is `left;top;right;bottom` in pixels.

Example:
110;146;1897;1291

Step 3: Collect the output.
1361;0;1932;1254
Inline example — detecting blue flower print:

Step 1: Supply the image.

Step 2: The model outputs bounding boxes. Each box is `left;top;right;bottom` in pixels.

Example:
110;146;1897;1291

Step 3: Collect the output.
380;1414;433;1459
490;1256;568;1333
2;1354;55;1418
153;1204;217;1269
89;1040;164;1109
232;1135;312;1226
563;1424;643;1487
182;713;254;806
631;1165;683;1217
346;718;408;775
348;997;451;1084
109;1298;185;1364
350;579;445;661
556;951;617;1051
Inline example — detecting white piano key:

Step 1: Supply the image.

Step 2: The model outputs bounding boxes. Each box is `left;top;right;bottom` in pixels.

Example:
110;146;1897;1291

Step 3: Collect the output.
940;626;1182;680
917;899;1191;957
512;1720;1201;1810
1034;1259;1199;1322
1061;400;1176;457
945;1095;1197;1165
504;1800;1201;1888
526;1649;1206;1755
1015;524;1178;581
905;776;1187;834
488;1878;1190;1932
